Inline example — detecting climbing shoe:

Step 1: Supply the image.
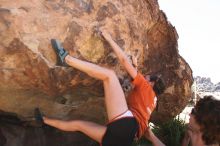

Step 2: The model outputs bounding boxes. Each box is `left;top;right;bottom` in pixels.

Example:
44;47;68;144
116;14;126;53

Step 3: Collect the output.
51;39;69;66
34;108;44;126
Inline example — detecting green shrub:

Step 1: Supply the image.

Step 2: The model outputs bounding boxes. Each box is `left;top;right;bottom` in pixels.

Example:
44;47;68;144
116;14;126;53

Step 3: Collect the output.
152;117;187;146
132;117;187;146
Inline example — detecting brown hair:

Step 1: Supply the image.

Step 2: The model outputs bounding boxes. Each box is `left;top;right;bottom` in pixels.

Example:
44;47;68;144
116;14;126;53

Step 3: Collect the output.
193;95;220;145
150;75;166;95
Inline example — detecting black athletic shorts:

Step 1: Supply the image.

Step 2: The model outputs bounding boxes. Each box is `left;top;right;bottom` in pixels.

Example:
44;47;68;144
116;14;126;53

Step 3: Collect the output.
101;117;138;146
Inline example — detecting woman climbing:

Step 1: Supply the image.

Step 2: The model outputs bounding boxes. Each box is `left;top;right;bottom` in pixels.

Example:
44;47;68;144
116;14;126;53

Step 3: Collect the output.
35;29;165;146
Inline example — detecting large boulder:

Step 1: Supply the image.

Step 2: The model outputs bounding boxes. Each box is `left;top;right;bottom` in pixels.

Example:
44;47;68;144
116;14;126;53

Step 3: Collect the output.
0;0;193;145
0;111;98;146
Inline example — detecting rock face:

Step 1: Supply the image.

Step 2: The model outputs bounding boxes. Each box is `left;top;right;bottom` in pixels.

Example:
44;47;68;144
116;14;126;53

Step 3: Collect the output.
0;112;98;146
0;0;193;145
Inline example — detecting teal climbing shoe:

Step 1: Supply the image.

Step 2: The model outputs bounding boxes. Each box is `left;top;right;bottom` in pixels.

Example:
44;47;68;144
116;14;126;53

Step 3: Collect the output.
51;39;69;66
34;108;44;126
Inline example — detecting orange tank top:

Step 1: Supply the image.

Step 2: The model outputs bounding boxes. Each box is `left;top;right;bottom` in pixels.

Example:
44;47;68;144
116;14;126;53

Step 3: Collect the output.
127;73;157;138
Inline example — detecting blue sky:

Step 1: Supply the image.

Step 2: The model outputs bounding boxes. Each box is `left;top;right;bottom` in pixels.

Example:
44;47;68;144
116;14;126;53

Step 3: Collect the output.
158;0;220;83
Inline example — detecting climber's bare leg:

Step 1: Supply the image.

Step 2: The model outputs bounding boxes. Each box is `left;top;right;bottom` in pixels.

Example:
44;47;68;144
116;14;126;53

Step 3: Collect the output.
102;74;128;120
43;117;106;143
65;55;128;120
43;55;128;142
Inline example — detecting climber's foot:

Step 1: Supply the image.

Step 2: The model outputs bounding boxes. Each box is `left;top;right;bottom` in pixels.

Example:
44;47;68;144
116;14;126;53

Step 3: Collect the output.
34;108;44;126
51;39;69;66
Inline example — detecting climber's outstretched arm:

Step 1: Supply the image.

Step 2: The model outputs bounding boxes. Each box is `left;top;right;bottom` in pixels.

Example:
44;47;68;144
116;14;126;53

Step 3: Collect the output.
144;128;166;146
101;29;137;79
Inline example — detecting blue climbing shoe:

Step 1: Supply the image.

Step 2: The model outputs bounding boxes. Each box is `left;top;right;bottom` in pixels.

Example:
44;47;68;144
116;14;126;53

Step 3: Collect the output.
34;108;44;126
51;39;69;66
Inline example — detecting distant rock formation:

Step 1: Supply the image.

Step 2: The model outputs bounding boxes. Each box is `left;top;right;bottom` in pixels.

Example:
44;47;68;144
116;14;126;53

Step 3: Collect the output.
214;82;220;91
194;76;220;92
